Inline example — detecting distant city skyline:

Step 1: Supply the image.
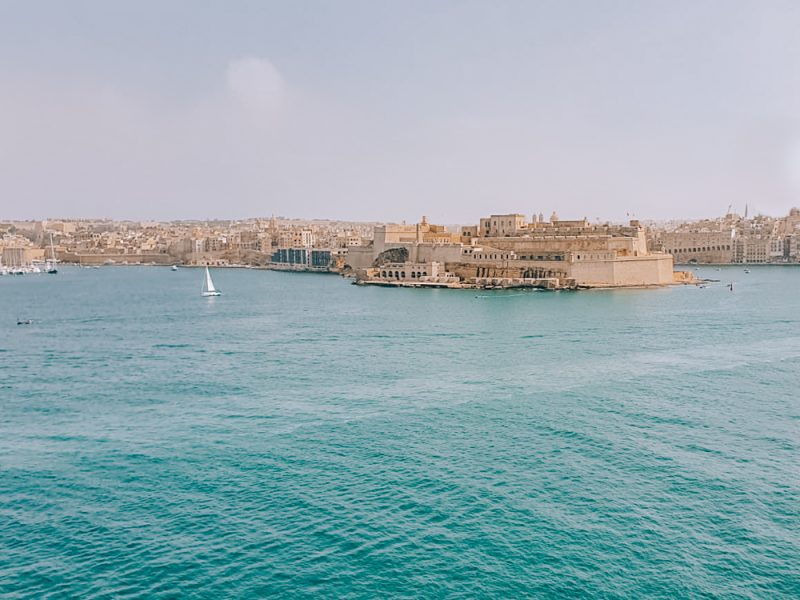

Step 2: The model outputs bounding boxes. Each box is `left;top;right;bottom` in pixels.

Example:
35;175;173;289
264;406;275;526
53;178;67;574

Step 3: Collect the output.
2;206;799;228
2;1;800;222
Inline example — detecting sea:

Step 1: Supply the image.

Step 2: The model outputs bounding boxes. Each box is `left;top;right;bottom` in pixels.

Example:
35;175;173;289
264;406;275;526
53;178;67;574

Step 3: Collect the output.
1;265;798;598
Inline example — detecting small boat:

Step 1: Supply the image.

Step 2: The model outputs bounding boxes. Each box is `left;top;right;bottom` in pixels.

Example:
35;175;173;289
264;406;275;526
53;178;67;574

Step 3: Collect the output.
171;265;179;271
744;268;750;273
17;319;33;325
46;234;58;274
201;266;221;297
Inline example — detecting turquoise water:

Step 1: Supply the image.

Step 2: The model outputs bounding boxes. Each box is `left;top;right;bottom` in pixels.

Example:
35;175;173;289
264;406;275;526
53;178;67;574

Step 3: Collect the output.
1;266;798;598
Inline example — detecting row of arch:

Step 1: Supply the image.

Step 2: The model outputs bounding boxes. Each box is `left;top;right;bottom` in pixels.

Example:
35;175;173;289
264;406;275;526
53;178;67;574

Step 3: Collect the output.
475;267;564;278
380;270;428;279
667;245;732;253
522;268;566;279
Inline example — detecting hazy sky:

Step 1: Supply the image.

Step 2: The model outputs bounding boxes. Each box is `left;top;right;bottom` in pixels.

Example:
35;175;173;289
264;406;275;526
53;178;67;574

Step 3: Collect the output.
2;0;800;223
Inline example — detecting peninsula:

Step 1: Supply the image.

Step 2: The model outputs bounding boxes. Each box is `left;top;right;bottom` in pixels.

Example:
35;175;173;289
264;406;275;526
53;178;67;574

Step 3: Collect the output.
348;213;679;289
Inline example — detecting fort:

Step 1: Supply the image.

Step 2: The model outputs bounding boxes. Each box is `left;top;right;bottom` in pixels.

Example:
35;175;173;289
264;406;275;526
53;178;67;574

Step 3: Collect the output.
347;214;680;289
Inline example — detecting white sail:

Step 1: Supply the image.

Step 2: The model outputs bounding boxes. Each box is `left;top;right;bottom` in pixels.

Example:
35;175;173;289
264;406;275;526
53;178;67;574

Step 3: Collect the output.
202;266;221;296
46;233;58;273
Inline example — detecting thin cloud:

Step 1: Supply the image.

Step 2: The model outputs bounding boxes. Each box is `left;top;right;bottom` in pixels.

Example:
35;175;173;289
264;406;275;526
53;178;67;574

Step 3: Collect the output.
226;57;286;126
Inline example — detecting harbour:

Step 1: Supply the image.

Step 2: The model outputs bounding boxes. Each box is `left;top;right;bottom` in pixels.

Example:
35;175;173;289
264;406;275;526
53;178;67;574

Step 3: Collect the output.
2;265;798;597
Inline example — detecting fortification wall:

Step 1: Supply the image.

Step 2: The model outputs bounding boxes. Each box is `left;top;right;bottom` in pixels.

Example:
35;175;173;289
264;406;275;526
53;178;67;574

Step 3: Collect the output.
568;260;616;286
613;255;673;286
62;252;173;265
344;246;374;269
474;236;632;254
413;244;464;264
570;255;673;286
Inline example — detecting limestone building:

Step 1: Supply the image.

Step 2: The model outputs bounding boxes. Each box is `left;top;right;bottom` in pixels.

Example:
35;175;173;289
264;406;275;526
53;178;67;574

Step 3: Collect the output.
351;214;677;288
661;229;734;264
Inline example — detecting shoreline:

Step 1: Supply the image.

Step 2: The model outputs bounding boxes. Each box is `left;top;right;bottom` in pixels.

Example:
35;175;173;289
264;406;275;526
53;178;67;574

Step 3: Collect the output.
676;263;800;267
63;262;340;274
0;263;757;293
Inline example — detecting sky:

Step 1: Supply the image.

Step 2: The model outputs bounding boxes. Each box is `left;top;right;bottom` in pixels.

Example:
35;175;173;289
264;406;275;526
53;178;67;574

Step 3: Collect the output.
1;0;800;223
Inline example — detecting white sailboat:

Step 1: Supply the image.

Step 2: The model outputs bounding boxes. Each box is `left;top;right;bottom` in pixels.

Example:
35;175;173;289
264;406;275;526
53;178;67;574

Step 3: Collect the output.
46;234;58;274
201;266;221;296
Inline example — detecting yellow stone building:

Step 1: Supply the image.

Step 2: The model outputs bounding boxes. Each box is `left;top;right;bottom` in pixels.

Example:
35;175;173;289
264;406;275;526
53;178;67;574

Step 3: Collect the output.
351;214;677;289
